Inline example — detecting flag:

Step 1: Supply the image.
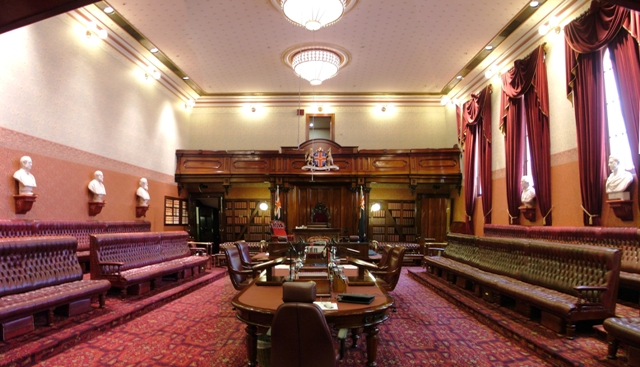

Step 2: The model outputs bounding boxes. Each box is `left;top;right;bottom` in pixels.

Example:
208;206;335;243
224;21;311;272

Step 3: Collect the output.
358;186;365;241
274;186;281;220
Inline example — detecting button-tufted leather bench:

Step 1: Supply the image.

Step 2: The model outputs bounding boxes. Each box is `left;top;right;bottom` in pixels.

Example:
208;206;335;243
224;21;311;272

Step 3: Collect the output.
0;236;111;340
604;317;640;366
424;233;621;337
484;224;640;294
0;220;151;273
90;231;208;297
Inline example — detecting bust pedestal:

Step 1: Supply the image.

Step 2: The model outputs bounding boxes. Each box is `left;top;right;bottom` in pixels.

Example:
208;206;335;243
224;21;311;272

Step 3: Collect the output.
14;195;37;214
519;206;536;222
88;201;105;216
607;200;633;221
136;205;149;218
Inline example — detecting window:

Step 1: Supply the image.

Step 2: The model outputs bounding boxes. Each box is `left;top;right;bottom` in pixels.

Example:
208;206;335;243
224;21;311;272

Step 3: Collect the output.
306;114;335;141
523;124;533;182
164;197;188;225
603;48;634;171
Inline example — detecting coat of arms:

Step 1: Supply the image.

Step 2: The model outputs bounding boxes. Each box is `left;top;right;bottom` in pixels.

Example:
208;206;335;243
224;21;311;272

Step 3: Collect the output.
302;147;339;171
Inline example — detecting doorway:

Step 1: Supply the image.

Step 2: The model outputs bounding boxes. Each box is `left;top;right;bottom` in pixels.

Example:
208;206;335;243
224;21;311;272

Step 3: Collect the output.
419;196;450;242
195;198;221;254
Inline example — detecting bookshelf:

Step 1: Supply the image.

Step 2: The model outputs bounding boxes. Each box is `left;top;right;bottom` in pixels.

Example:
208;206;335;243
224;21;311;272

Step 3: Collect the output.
223;199;271;242
369;200;416;242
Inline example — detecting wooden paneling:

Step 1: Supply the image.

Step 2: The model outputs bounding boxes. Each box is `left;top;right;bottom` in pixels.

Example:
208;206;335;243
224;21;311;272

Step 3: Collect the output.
286;185;357;237
420;196;449;242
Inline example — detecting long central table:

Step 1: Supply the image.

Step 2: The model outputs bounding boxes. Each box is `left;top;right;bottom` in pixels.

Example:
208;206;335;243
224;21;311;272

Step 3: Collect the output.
231;276;394;367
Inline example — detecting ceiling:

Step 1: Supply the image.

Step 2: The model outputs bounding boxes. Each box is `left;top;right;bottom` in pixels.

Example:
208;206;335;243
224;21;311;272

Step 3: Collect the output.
85;0;570;98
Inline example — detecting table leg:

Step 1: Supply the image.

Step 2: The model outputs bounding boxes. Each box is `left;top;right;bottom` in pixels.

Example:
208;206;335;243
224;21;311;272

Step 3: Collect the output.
245;324;258;366
364;325;380;367
350;327;360;348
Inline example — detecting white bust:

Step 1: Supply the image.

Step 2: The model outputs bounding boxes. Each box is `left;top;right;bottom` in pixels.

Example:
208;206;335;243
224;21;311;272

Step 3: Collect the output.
521;175;536;207
136;178;150;206
13;156;37;195
606;155;633;194
88;170;106;202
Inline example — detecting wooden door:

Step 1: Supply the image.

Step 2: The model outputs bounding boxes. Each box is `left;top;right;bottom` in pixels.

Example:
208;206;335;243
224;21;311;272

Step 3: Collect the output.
419;196;449;242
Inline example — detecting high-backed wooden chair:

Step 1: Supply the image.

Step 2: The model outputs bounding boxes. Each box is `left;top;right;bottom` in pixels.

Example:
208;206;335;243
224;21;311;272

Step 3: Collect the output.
270;282;339;367
269;220;294;242
310;202;331;227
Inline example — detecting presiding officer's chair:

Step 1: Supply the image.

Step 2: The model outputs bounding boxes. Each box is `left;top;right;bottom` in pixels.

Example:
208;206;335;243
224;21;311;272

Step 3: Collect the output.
270;282;338;367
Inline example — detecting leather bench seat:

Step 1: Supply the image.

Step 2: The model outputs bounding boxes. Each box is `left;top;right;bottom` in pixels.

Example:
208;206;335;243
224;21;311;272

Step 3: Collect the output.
0;236;111;340
604;317;640;366
90;231;208;297
424;233;621;337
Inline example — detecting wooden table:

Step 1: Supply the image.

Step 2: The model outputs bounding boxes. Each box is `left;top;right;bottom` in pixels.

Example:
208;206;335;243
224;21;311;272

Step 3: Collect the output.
231;275;394;367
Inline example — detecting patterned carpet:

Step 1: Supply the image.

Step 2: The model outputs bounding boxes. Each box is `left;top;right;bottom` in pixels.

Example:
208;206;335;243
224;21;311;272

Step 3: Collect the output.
33;268;558;367
4;266;636;366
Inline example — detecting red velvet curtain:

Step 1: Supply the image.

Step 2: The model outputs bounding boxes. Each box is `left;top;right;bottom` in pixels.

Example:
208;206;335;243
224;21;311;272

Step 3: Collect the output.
609;10;640;197
500;45;549;224
500;90;524;225
565;2;631;225
459;85;492;233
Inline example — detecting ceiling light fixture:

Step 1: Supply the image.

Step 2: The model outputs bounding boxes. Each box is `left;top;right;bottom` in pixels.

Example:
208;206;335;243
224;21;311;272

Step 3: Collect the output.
150;47;159;53
182;76;189;80
485;45;494;50
281;0;346;30
292;49;340;85
529;1;539;7
103;6;115;14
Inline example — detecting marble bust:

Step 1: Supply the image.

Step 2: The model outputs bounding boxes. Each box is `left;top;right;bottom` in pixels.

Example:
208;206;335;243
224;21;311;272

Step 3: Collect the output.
88;170;106;202
13;156;37;195
605;155;633;194
521;175;536;207
136;178;150;206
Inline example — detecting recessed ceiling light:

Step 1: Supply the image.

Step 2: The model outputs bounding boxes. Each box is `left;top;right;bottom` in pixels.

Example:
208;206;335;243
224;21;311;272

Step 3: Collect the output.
182;76;190;80
456;75;463;80
103;6;115;14
150;47;159;53
529;1;539;7
485;45;494;50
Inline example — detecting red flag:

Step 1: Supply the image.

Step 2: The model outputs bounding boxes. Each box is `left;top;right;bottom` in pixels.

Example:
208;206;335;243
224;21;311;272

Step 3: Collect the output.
275;186;281;220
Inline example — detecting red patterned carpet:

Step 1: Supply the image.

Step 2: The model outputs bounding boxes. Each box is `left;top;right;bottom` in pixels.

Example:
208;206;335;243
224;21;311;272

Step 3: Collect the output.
3;266;635;366
33;268;557;367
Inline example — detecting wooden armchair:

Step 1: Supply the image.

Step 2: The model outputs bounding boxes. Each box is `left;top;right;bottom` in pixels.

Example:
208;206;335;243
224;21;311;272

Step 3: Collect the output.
310;202;331;227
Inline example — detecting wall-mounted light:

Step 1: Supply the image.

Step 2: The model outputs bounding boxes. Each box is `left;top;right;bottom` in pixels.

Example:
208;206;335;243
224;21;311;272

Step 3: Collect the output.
85;22;108;40
145;68;161;80
440;95;451;106
539;16;561;36
485;65;500;79
184;99;196;110
380;105;387;112
259;202;269;211
251;106;257;113
371;203;381;212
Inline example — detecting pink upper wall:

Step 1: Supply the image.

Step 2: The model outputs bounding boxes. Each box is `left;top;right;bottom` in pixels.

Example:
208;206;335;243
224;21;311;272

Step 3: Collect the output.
0;127;184;232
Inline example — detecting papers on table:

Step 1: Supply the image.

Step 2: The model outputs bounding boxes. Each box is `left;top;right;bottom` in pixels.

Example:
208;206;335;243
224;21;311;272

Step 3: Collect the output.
314;301;338;310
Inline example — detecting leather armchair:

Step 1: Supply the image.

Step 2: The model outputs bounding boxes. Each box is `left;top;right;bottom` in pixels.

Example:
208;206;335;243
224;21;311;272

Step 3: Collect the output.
223;247;255;290
270;282;338;367
235;241;261;269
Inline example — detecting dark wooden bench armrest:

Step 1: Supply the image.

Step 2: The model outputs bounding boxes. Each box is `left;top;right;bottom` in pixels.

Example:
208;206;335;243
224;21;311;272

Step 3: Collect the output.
98;261;124;276
250;257;285;277
574;285;609;306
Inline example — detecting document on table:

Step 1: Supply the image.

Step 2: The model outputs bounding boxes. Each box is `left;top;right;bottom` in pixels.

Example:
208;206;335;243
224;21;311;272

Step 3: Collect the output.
314;301;338;310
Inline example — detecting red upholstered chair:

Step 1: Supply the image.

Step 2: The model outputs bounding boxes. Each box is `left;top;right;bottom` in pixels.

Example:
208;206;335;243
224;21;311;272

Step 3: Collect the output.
270;220;294;242
270;282;339;367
